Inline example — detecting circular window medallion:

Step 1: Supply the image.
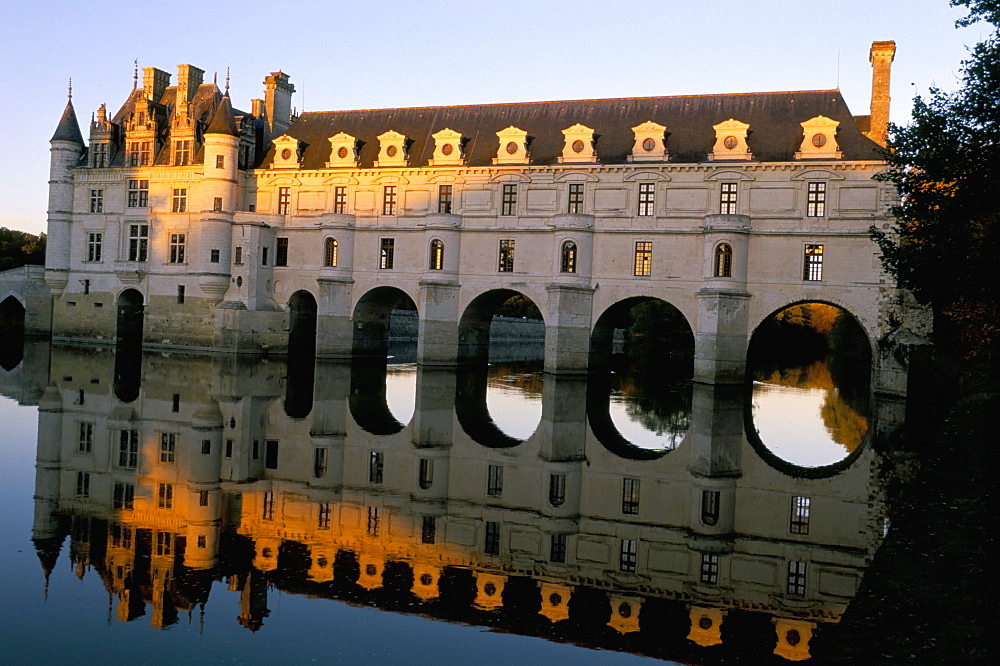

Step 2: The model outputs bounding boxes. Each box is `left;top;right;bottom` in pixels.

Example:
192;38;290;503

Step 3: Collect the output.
281;148;292;160
506;141;519;155
572;139;585;153
812;133;828;148
386;145;398;158
549;593;562;606
786;629;801;646
723;136;738;150
642;137;656;151
441;143;453;156
317;557;327;568
699;616;714;630
366;564;378;576
484;583;497;596
618;602;632;618
337;146;348;159
420;573;433;586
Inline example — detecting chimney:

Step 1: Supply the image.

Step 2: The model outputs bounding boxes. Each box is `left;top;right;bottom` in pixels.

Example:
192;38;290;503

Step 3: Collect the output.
143;67;170;102
867;41;896;147
177;64;205;104
251;98;265;118
264;71;295;138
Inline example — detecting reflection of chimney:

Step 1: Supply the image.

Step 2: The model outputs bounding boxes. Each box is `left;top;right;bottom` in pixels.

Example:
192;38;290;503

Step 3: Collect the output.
867;41;896;147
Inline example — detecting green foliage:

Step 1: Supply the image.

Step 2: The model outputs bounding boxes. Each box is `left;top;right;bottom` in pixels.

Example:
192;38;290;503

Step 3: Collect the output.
623;300;694;363
871;1;1000;358
0;227;45;271
495;294;542;320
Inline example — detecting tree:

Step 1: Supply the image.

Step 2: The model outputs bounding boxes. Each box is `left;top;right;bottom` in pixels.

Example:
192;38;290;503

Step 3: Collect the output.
871;0;1000;360
0;227;45;271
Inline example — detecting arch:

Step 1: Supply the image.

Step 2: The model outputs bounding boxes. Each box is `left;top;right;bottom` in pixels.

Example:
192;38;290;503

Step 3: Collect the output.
429;239;444;271
589;296;694;371
352;286;418;358
560;241;577;273
0;295;25;371
116;289;144;346
714;243;733;278
458;289;545;365
324;238;339;267
748;299;875;360
285;290;317;418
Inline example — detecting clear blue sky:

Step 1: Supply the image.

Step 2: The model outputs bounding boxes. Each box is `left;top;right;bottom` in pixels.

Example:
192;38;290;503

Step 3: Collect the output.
0;0;983;235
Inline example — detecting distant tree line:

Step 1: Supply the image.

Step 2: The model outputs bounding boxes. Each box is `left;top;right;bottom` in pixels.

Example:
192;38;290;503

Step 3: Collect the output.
0;227;45;271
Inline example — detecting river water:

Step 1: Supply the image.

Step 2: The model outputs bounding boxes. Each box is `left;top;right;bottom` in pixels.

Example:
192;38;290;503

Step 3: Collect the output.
0;338;887;664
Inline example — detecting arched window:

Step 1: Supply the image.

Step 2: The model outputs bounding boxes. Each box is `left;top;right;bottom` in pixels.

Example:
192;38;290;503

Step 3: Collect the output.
560;241;577;273
714;243;732;278
324;238;338;267
429;239;444;270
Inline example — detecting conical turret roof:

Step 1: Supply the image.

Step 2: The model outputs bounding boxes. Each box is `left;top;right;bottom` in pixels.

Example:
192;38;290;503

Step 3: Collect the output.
51;99;84;144
205;93;239;137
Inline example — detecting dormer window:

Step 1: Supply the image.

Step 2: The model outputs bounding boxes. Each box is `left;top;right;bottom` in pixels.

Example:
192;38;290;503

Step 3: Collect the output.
710;119;752;161
629;121;668;162
174;140;191;166
326;132;359;168
376;130;408;167
91;143;108;168
795;116;842;159
494;126;529;165
430;128;464;166
559;124;597;163
272;134;304;169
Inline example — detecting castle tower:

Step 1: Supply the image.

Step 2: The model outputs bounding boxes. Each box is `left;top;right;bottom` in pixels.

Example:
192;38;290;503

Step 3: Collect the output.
866;41;896;147
45;86;85;297
198;94;239;304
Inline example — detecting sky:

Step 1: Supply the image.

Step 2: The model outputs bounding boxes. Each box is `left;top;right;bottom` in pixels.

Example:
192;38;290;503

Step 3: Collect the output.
0;0;985;236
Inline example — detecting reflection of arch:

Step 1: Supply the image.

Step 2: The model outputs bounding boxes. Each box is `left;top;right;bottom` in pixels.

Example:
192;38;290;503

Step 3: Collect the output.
429;239;444;270
352;287;418;358
324;238;338;267
714;243;732;277
560;241;577;273
116;289;144;345
458;289;544;365
349;357;405;435
586;372;670;460
113;343;142;403
589;296;694;371
455;365;523;448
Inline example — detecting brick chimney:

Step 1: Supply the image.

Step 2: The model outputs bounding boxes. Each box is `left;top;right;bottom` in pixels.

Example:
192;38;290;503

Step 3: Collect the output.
867;41;896;147
264;71;295;138
142;67;170;102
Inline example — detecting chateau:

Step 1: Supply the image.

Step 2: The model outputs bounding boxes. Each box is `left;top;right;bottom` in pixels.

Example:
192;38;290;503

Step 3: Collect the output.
42;41;923;390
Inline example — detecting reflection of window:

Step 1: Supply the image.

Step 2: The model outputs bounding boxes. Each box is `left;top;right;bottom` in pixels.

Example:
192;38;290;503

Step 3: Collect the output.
76;472;90;498
367;506;380;536
324;238;338;267
720;182;737;214
418;458;434;489
118;429;138;468
369;451;384;483
438;184;453;213
550;533;567;563
568;183;584;213
622;478;640;514
199;490;209;507
701;552;720;584
634;241;652;276
333;186;347;214
501;184;517;216
804;244;824;280
265;440;279;469
637;182;655;216
701;490;720;526
422;516;436;544
548;474;566;506
156;532;172;556
314;448;328;478
318;503;331;529
201;439;212;455
78;422;94;453
429;239;444;270
157;483;173;509
714;243;733;277
487;464;503;496
485;521;501;555
620;539;638;572
498;239;515;272
380;238;394;269
113;482;134;510
560;241;576;273
787;561;807;595
160;433;177;463
262;491;274;520
807;182;826;216
790;496;811;534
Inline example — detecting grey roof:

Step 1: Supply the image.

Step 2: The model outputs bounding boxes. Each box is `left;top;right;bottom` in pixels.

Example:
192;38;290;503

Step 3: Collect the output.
51;100;84;144
206;94;239;137
273;89;882;169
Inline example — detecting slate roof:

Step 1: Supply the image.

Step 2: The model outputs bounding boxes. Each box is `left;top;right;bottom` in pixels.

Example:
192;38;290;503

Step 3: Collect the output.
51;100;85;144
273;89;882;169
206;94;239;137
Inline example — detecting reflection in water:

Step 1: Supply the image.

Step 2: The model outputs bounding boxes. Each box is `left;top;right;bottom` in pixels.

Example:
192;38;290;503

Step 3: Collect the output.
4;343;895;663
385;362;417;425
485;362;543;441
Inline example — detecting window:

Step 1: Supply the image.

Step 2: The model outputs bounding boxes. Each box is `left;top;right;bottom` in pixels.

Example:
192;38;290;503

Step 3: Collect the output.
790;496;811;534
501;184;517;216
201;439;212;455
171;188;187;213
157;483;173;509
549;473;566;507
498;239;515;272
380;238;394;269
127;180;149;208
89;189;104;213
369;451;384;483
213;197;223;212
720;182;738;214
422;516;436;544
804;244;824;281
278;187;290;215
333;186;347;214
324;238;338;267
700;552;720;584
620;539;638;572
314;448;328;478
127;142;141;167
78;421;94;453
318;503;331;529
210;249;220;263
418;458;434;489
113;482;134;510
487;464;503;496
118;429;138;468
234;246;243;265
438;184;453;213
92;142;107;168
216;155;225;169
634;241;652;276
568;183;584;213
638;182;655;216
276;237;288;266
367;506;380;536
622;478;640;515
265;440;279;469
701;490;720;526
807;182;826;217
169;233;186;263
156;532;172;556
550;534;567;563
262;492;274;520
199;490;209;507
714;243;733;278
485;521;501;555
87;233;102;262
429;239;444;270
76;471;90;498
787;561;807;596
160;433;177;463
382;185;397;215
560;241;576;273
174;140;191;166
